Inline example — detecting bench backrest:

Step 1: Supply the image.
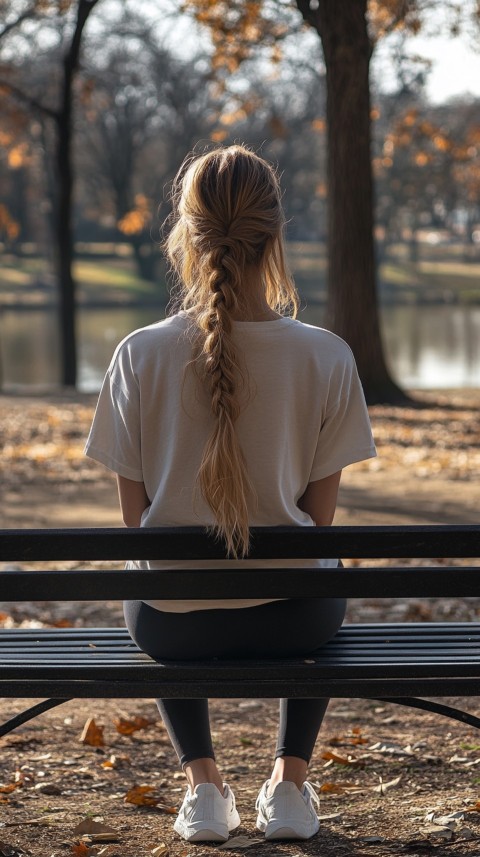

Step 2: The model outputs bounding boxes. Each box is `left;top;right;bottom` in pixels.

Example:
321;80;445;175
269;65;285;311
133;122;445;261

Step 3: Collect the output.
1;525;479;601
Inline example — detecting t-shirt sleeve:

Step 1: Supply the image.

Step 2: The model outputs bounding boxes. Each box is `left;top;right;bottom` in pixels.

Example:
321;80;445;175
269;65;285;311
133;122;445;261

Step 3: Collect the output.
309;349;377;482
84;344;144;482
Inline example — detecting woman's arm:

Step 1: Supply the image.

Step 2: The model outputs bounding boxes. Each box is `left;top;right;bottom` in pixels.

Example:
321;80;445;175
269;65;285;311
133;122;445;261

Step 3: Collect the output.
117;475;150;527
297;470;342;526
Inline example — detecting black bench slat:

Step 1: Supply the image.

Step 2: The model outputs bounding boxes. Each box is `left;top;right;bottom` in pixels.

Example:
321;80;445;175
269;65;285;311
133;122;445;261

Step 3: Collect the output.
2;566;480;600
2;665;480;700
2;525;479;562
4;643;479;656
2;623;480;642
2;677;479;702
2;658;480;675
2;626;480;673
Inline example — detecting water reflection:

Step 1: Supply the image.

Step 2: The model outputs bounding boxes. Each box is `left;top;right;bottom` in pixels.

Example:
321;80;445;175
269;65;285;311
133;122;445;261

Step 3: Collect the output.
381;305;480;388
0;304;478;391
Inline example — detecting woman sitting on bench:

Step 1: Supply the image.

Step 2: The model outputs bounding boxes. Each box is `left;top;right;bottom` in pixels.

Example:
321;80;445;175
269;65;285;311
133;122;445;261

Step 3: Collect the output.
85;145;376;843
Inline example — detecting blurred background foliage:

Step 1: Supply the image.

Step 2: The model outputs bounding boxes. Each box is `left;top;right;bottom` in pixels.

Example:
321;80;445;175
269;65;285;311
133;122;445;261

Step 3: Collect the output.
0;0;479;396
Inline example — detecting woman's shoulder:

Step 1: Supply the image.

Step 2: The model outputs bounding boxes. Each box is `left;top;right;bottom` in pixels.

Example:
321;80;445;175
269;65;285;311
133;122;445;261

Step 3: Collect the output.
288;318;354;360
113;313;188;353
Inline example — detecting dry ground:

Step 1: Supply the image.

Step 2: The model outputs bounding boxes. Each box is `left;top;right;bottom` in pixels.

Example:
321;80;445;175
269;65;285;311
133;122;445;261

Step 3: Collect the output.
1;390;480;857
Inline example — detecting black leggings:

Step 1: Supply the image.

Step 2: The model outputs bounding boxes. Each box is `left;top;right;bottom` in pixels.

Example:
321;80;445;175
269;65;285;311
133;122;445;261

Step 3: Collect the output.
123;595;346;767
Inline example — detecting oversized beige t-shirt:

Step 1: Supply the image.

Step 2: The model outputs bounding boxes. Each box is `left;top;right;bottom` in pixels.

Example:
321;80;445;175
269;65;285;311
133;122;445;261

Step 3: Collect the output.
85;312;376;611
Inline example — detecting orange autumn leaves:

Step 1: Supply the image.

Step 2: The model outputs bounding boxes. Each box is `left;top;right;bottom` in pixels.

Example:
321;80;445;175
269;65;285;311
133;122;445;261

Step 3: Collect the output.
80;715;157;747
124;785;176;812
78;714;176;812
0;769;27;802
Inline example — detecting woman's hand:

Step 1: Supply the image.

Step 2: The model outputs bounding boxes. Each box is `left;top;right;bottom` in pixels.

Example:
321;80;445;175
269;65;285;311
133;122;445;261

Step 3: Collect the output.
117;475;150;527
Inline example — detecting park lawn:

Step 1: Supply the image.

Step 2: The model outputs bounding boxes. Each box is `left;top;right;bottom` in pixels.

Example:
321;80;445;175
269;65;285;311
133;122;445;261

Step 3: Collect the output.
0;253;166;304
73;258;165;303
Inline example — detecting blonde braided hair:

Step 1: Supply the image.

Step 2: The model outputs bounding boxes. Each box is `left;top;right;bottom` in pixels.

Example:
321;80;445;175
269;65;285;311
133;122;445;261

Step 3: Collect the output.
165;145;299;556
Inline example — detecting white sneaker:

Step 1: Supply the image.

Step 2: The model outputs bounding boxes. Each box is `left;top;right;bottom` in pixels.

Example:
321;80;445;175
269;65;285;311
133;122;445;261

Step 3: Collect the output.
174;782;240;842
256;780;320;840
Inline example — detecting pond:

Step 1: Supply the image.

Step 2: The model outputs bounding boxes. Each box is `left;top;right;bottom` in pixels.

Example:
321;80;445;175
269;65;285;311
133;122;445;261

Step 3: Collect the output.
0;303;479;391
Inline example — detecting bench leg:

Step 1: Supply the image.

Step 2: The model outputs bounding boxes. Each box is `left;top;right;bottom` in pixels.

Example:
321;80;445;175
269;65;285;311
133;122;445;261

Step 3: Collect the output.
375;697;480;730
0;698;72;738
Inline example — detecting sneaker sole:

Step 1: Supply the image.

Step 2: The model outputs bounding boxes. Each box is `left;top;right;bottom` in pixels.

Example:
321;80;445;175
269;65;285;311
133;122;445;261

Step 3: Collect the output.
174;820;229;842
257;816;319;840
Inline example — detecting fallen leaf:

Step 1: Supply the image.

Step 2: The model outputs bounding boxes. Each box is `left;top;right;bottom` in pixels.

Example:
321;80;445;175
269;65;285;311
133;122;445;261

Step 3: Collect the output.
330;727;368;747
322;751;362;767
125;785;160;807
319;782;360;794
73;820;119;839
373;775;402;794
114;716;156;735
219;836;263;850
151;846;169;857
73;818;121;843
318;812;343;821
71;844;94;857
101;752;131;770
0;784;19;795
427;811;465;825
368;741;414;755
124;785;176;812
79;718;105;748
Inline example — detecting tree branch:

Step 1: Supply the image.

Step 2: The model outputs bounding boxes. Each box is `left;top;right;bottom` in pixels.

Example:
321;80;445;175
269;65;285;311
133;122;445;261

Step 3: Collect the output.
0;79;58;120
0;3;38;42
294;0;321;34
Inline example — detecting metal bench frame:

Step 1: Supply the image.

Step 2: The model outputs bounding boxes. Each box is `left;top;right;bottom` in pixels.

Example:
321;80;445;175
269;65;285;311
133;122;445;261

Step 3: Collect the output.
1;525;479;739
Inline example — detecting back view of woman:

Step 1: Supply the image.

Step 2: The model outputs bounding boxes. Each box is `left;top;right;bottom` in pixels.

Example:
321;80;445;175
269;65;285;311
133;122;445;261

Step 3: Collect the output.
86;145;376;844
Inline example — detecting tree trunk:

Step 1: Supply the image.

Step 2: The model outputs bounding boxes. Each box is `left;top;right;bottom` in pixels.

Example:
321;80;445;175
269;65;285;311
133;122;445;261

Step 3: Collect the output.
55;0;99;388
56;89;76;387
131;236;157;282
296;0;407;403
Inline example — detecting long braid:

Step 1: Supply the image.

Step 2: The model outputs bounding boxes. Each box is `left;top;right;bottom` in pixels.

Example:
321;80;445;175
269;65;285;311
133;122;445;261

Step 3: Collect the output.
163;145;299;558
197;246;254;557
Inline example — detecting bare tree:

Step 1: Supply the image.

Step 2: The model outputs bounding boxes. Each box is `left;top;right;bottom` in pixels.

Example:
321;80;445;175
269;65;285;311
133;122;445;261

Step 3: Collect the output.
0;0;101;387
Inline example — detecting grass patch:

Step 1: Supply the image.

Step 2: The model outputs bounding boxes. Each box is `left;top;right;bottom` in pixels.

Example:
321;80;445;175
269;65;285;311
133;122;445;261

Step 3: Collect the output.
73;259;161;299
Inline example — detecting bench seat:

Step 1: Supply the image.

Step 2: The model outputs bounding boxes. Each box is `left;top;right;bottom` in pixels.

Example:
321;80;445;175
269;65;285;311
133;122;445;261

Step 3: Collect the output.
2;623;480;699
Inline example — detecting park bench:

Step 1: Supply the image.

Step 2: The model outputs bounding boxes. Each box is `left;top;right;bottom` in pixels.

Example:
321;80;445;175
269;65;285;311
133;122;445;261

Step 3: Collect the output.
1;524;480;740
